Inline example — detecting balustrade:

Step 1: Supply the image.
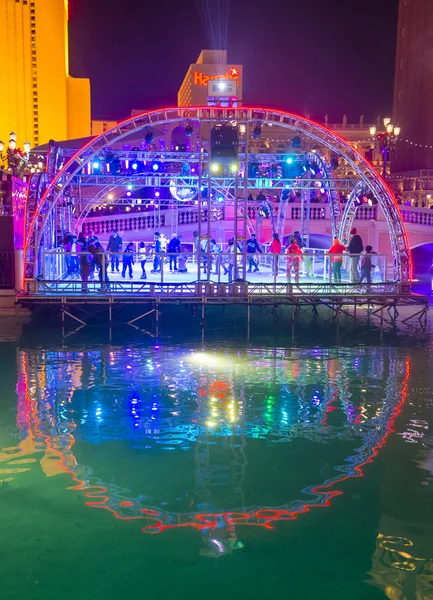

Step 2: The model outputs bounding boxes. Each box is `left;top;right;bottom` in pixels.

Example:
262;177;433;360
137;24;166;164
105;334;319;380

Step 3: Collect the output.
290;205;327;220
355;206;377;220
400;207;433;227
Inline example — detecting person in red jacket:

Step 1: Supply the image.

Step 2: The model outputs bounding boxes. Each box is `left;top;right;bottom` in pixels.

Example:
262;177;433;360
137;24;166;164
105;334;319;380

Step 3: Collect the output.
269;233;282;276
328;237;346;283
286;237;303;283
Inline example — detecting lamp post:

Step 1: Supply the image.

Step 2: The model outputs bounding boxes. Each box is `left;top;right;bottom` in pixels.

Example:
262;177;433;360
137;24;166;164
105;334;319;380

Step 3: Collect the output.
0;132;31;177
369;118;400;180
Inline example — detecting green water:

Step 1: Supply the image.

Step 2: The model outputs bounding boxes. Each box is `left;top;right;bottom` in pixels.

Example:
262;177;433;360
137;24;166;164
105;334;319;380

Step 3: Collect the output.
0;331;432;600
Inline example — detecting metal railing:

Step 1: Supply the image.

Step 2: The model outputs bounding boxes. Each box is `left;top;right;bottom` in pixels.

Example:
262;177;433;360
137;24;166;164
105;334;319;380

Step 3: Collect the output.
35;249;389;294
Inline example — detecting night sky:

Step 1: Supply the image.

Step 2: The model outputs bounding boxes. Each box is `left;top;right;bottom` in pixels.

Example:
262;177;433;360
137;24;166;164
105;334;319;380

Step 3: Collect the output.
69;0;398;124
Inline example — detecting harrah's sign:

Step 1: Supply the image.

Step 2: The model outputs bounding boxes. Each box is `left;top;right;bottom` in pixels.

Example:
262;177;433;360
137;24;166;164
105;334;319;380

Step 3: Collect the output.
193;67;240;87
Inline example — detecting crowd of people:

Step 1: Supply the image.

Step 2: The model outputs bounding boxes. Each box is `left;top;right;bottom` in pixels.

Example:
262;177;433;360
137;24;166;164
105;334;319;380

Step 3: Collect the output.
59;225;376;291
265;227;376;284
60;230;190;291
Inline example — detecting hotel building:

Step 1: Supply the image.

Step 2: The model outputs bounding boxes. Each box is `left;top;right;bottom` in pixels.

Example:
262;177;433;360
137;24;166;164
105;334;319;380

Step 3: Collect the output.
0;0;91;149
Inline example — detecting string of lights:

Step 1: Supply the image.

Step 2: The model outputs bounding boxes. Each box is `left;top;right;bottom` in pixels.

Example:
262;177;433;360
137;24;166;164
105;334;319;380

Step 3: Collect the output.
399;139;433;149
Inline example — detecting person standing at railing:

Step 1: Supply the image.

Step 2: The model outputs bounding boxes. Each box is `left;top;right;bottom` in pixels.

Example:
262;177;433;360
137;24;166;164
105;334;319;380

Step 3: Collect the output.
209;239;221;275
269;233;282;276
122;242;135;278
347;227;364;283
328;238;346;283
80;251;91;292
138;242;147;279
167;233;180;272
359;246;376;285
226;239;235;282
246;233;262;273
303;249;314;279
151;232;162;273
178;246;188;273
64;235;81;278
88;241;110;292
286;237;303;283
107;230;122;273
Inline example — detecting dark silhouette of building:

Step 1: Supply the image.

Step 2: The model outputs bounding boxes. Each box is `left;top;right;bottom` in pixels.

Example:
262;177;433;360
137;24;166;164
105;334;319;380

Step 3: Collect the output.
392;0;433;171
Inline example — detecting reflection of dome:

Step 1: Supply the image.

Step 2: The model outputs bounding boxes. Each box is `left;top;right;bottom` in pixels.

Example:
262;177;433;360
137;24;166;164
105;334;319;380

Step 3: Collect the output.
169;179;197;202
15;347;410;540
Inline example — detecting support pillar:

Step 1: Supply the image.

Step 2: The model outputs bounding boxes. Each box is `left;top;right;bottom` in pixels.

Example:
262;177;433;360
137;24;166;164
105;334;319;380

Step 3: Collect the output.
14;249;24;292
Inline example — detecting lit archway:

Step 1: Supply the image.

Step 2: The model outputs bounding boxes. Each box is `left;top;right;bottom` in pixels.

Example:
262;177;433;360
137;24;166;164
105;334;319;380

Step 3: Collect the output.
340;181;411;282
24;107;411;283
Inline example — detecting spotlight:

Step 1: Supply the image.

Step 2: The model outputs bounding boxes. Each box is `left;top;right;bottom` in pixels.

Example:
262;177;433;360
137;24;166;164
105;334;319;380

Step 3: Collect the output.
145;131;154;144
132;162;138;170
185;125;193;137
211;163;220;173
126;191;132;197
152;163;159;171
286;157;293;164
155;191;160;198
366;192;378;206
230;163;238;173
218;82;226;90
252;125;262;139
127;185;133;191
92;160;100;170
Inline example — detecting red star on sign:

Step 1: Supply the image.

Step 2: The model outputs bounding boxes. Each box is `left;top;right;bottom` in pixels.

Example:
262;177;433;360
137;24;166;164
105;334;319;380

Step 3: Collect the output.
230;67;239;78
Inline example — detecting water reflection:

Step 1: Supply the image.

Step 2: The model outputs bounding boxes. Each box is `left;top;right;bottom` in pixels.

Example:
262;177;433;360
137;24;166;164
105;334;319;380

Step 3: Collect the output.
1;345;411;556
369;533;433;599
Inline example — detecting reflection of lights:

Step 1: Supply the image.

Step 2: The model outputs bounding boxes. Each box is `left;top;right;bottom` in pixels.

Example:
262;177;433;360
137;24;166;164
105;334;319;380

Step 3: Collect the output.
15;348;412;541
189;352;219;366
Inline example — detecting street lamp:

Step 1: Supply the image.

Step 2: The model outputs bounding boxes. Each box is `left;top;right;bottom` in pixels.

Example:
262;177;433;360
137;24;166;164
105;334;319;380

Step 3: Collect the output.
0;133;32;176
369;117;401;179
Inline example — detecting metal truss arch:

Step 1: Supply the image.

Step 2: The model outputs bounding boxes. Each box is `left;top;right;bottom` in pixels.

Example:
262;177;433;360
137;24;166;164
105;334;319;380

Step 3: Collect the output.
24;107;411;283
340;181;411;284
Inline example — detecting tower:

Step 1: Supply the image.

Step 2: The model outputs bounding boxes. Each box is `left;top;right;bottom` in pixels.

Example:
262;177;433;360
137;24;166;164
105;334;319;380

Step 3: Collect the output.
0;0;91;149
392;0;433;171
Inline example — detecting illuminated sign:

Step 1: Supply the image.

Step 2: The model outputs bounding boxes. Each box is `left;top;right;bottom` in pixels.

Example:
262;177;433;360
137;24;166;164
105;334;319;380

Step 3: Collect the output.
208;79;237;96
193;67;240;87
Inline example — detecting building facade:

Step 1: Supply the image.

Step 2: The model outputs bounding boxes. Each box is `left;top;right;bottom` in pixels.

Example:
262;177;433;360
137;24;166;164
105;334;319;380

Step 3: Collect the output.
0;0;91;149
177;50;242;107
393;0;433;171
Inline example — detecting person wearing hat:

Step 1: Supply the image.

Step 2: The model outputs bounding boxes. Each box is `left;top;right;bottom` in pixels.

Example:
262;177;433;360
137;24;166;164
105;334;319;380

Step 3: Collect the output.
328;238;346;283
347;227;364;283
246;233;262;273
